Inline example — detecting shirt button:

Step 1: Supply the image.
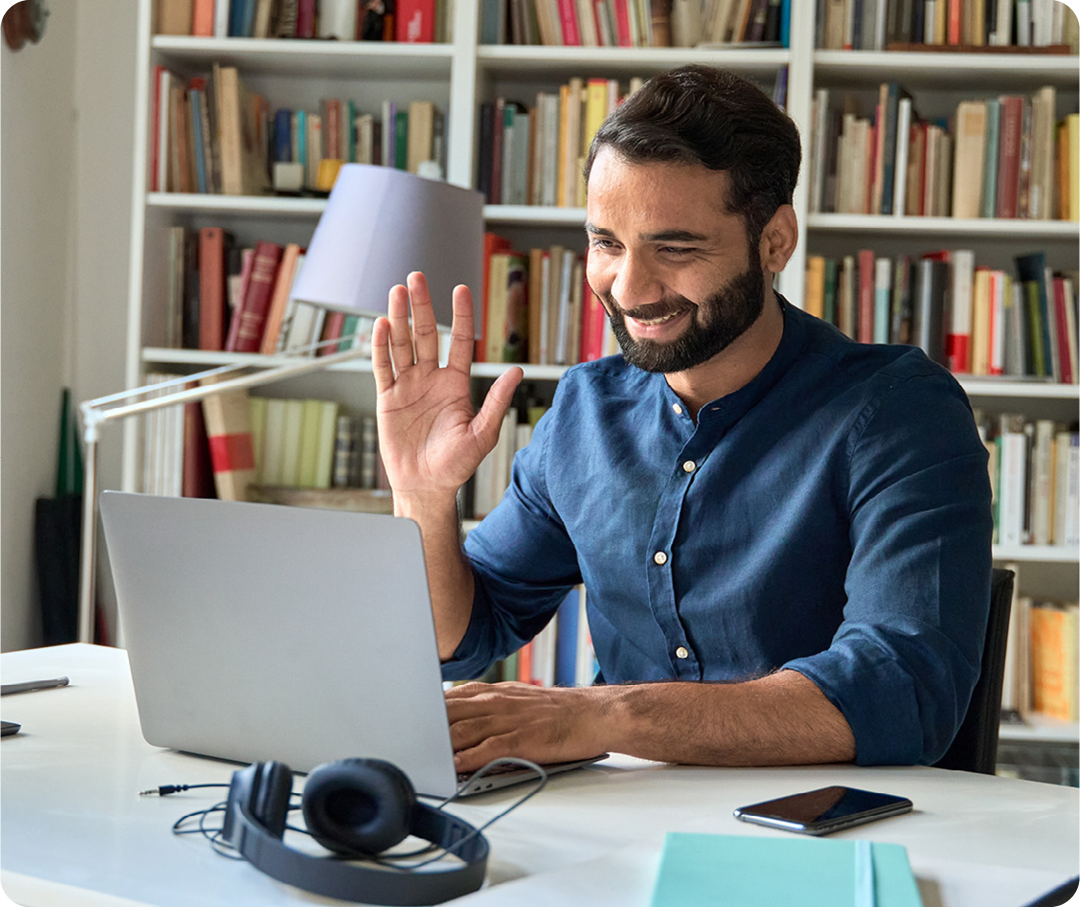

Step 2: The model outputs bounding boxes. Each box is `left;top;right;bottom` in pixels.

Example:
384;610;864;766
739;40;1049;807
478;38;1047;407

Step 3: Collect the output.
675;646;689;659
682;460;696;473
672;404;683;415
653;551;668;566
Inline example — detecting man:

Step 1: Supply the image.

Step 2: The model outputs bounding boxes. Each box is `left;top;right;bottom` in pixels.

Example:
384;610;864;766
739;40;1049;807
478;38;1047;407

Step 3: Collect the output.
371;66;993;774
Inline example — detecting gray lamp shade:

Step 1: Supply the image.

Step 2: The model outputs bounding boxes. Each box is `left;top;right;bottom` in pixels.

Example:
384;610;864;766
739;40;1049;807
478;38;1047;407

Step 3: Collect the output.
290;164;485;330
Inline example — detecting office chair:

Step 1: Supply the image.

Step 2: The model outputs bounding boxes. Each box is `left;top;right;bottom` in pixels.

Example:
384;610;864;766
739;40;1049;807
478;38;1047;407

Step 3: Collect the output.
933;567;1015;774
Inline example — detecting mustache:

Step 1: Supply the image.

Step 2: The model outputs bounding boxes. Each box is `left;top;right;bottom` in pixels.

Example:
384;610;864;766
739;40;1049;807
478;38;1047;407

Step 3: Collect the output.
602;293;695;321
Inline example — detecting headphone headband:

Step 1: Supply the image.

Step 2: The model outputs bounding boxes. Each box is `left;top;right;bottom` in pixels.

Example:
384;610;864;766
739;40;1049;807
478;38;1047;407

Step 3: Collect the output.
222;759;488;906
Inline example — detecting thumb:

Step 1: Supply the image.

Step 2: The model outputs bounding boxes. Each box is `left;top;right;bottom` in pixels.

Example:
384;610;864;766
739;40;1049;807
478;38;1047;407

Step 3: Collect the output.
470;367;525;452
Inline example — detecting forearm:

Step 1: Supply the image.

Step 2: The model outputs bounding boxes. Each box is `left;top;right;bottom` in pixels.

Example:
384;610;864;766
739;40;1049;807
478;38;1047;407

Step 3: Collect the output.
394;491;475;661
590;670;856;766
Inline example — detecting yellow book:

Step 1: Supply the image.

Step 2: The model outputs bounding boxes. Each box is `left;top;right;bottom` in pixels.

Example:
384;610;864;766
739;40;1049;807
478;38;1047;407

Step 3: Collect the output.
951;99;986;219
804;255;826;319
297;399;323;488
583;78;608;159
406;100;435;174
314;400;339;490
970;267;992;375
485;252;512;363
1068;113;1079;222
556;83;570;207
1030;602;1080;721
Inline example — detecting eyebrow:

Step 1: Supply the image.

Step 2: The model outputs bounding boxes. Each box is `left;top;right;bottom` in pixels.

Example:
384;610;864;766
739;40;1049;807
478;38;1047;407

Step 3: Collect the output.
584;224;710;243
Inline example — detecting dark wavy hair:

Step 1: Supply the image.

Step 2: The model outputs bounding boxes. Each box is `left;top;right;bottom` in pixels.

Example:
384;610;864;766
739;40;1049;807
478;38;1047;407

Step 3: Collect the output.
584;65;801;243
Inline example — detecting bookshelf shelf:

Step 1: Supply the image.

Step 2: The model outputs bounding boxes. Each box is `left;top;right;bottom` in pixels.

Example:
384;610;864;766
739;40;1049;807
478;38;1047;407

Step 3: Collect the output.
812;49;1080;89
150;35;455;78
147;192;327;217
999;715;1080;744
959;379;1080;399
992;544;1080;564
482;204;586;225
807;213;1080;240
475;44;790;76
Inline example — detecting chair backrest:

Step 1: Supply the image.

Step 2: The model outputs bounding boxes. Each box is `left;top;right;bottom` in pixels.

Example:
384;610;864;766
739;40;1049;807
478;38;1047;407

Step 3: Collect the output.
933;567;1015;774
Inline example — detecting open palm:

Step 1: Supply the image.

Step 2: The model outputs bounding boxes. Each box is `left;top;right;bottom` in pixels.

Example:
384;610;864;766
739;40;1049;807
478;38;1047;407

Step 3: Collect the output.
372;273;523;500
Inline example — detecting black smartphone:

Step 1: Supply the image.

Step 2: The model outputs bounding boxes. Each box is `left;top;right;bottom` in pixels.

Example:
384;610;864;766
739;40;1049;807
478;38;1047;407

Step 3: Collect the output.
733;786;913;836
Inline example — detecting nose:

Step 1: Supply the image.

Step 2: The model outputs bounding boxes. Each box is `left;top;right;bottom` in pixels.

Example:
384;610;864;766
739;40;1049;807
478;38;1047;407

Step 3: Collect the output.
606;251;665;311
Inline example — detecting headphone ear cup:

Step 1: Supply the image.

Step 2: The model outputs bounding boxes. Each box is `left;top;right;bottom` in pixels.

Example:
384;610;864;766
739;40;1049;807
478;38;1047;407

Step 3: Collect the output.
227;760;293;840
302;758;417;856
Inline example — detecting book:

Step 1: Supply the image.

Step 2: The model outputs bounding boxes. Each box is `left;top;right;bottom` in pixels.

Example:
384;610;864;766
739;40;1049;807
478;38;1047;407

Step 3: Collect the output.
199;380;256;501
912;256;948;365
259;243;303;355
951;99;987;218
945;249;975;373
649;833;922;907
182;400;216;498
995;95;1025;218
226;241;284;353
198;227;232;351
157;0;194;34
1030;601;1079;721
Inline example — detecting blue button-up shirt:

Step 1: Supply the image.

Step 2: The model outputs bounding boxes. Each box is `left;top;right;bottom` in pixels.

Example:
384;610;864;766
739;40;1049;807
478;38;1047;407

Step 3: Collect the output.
445;298;993;765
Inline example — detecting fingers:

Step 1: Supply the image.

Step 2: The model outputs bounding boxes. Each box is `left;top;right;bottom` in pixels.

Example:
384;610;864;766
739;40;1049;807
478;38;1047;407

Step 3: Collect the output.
371;316;393;394
407;272;440;366
386;281;416;375
445;284;478;374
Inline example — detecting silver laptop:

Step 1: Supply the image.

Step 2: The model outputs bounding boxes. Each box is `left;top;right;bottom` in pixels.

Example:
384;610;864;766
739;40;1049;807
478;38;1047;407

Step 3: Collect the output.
100;492;605;798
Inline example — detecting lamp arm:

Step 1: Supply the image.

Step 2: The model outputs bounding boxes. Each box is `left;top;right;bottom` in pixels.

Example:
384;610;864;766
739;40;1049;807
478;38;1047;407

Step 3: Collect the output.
75;342;372;644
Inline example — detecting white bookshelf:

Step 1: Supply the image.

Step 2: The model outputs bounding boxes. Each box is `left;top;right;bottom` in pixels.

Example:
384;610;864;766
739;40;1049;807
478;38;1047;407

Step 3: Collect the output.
125;0;1078;753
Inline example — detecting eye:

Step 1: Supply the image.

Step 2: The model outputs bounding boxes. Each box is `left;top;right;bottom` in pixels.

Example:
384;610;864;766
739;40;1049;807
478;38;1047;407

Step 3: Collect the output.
589;237;618;251
661;246;695;257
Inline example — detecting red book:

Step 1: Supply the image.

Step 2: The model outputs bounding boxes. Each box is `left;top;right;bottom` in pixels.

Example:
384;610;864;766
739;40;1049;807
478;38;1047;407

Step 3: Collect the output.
578;251;608;362
191;0;214;35
476;232;512;362
947;0;962;44
613;0;632;46
857;250;875;344
198;227;228;351
182;401;217;498
318;311;347;356
395;0;436;41
200;383;256;501
556;0;582;45
996;96;1024;219
225;241;284;353
296;0;316;37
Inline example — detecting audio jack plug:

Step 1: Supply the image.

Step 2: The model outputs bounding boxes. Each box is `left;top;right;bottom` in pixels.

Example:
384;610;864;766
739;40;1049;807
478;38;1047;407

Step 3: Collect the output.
139;783;228;797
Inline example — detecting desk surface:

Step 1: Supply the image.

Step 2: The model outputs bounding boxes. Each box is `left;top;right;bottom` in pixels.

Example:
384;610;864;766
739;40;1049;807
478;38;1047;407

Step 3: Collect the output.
1;644;1077;907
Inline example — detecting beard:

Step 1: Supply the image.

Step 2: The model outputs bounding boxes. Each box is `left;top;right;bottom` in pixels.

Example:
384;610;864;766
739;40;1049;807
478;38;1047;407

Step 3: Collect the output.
602;249;766;374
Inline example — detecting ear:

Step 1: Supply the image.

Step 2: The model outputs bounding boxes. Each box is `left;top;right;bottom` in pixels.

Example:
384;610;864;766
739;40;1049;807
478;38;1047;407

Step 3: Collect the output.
757;204;798;275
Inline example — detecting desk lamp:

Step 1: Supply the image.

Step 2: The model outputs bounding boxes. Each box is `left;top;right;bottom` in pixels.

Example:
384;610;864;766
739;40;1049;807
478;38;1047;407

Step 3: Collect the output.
77;165;484;643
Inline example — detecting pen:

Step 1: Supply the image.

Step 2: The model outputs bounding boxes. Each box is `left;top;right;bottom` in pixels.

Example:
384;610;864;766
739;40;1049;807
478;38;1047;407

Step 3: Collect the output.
1;677;70;696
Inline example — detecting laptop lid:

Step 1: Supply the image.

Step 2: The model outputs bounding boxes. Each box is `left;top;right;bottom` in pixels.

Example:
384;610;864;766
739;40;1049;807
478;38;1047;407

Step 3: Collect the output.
99;492;460;798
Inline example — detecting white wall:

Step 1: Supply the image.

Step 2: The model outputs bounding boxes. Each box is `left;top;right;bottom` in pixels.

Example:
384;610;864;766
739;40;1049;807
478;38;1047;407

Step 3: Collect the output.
1;0;78;651
1;0;136;651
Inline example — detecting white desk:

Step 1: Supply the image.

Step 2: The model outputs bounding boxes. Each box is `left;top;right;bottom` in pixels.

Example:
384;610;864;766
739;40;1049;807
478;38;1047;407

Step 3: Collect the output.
2;644;1077;907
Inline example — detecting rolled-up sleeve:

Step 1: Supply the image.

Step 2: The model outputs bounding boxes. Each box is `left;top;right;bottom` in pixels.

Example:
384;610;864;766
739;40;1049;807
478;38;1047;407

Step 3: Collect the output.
784;372;994;765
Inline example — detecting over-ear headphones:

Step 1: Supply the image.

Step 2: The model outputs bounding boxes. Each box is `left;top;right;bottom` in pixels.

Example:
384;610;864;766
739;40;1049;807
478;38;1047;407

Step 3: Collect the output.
221;757;488;905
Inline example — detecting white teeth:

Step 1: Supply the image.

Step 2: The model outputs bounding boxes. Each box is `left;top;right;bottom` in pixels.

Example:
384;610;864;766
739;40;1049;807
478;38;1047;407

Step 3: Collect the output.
634;312;682;326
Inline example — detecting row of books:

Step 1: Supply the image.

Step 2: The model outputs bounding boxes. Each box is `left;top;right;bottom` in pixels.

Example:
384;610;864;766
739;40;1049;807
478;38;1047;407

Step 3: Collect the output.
157;0;446;43
470;391;550;516
803;249;1079;383
808;83;1079;220
477;234;622;365
977;413;1080;548
479;68;787;208
478;79;635;208
465;586;599;686
1001;561;1079;723
483;0;791;48
164;228;376;362
154;64;446;196
816;0;1079;50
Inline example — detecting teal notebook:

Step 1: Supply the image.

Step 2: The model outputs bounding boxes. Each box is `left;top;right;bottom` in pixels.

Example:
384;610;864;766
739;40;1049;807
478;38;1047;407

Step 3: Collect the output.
649;833;923;907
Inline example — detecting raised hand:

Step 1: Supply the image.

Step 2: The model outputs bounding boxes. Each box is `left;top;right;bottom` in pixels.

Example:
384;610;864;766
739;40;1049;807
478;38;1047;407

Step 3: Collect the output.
371;272;523;503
